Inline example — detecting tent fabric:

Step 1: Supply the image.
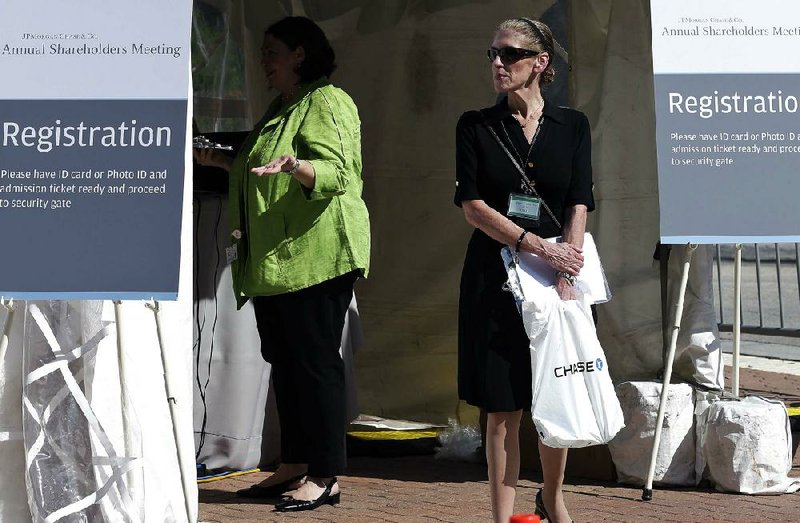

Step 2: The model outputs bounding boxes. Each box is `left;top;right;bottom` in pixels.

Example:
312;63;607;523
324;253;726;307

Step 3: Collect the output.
193;194;270;471
190;0;721;468
669;245;725;390
0;4;727;514
14;299;196;523
0;302;31;522
571;1;725;387
570;0;666;383
23;302;149;522
324;0;668;420
191;1;574;431
283;0;575;425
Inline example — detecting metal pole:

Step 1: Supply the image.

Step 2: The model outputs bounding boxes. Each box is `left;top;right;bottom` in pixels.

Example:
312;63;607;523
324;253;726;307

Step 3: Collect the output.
715;244;723;323
755;244;763;327
775;244;785;328
146;301;194;523
732;244;742;397
659;243;671;363
0;299;15;364
642;244;696;501
795;244;800;315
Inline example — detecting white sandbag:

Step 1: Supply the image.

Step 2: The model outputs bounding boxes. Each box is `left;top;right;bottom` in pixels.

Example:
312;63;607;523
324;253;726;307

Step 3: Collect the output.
521;293;624;448
701;396;800;494
608;381;695;486
693;389;721;485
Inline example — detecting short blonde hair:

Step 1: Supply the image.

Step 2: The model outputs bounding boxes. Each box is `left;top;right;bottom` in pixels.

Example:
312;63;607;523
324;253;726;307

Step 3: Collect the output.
496;18;556;86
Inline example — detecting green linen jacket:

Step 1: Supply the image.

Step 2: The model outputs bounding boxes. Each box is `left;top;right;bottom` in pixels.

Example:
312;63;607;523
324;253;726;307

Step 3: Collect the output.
229;79;371;308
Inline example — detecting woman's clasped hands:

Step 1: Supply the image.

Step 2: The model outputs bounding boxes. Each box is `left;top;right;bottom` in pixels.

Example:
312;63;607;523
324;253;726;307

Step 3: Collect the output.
541;240;583;274
540;241;583;301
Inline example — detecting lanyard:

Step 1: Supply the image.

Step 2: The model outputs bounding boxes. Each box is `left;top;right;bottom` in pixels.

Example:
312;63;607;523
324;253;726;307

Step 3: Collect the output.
500;117;543;186
481;117;562;230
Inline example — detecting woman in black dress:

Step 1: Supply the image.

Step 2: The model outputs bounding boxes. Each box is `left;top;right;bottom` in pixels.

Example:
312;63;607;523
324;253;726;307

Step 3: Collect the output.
455;18;594;523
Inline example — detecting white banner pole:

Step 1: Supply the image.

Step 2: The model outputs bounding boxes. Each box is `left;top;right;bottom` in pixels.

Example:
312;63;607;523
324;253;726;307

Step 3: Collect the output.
113;301;141;502
146;301;194;523
732;244;743;397
643;244;697;501
0;299;15;364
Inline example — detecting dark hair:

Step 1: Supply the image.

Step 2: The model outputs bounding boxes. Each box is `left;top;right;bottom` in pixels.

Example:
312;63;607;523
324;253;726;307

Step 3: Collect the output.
496;18;556;87
266;16;337;82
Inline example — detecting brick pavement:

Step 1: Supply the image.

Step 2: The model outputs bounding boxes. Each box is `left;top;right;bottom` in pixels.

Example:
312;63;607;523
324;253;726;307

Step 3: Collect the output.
200;366;800;523
199;454;799;523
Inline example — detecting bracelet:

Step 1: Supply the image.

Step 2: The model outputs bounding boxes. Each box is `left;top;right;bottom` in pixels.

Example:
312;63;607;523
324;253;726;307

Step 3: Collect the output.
287;158;301;175
515;230;528;253
556;271;577;286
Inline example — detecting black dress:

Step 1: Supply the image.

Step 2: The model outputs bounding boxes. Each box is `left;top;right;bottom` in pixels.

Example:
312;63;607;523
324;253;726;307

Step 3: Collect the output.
454;98;595;412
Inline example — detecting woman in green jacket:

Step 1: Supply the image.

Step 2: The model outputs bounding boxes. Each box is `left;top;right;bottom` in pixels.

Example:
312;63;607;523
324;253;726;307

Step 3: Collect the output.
195;16;370;512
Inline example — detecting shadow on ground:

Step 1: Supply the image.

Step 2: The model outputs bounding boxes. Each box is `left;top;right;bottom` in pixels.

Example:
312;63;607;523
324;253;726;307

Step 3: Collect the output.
198;489;283;506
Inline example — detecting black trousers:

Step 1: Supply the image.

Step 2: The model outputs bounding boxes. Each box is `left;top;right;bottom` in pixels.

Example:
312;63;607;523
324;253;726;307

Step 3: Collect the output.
252;271;356;477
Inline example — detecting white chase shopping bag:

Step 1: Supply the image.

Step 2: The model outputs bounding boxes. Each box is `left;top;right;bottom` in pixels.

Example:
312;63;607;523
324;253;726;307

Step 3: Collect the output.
502;233;624;448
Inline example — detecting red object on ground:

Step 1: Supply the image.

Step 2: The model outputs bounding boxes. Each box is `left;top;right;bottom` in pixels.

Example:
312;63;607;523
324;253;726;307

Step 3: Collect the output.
509;515;541;523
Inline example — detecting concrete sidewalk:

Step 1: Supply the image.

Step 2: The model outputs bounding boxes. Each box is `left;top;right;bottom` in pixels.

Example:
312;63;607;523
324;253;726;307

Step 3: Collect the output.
199;364;800;523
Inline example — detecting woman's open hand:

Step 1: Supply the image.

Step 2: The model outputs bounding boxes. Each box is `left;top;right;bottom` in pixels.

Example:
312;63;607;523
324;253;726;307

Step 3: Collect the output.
251;155;296;176
540;241;584;275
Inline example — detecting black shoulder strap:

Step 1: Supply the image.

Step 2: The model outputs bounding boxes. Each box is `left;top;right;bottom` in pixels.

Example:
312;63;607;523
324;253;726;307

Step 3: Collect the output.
479;112;562;230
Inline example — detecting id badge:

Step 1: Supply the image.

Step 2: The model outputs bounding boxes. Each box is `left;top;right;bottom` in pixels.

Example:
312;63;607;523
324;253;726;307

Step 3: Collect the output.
507;193;541;222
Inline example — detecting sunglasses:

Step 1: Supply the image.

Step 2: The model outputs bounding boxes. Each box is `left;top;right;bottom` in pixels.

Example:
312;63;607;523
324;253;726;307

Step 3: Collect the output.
487;46;539;64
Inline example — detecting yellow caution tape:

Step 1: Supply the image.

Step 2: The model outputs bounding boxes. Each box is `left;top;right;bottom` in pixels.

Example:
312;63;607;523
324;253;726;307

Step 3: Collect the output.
197;468;260;484
347;430;439;441
787;407;800;417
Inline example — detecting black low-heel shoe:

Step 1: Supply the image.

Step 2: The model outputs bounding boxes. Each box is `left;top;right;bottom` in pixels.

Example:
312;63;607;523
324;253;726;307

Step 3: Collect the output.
235;474;306;499
535;489;550;521
274;477;340;512
535;489;574;523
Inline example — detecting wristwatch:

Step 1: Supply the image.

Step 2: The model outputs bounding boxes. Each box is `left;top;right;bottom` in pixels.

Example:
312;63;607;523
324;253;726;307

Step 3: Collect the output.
556;271;577;286
287;158;302;175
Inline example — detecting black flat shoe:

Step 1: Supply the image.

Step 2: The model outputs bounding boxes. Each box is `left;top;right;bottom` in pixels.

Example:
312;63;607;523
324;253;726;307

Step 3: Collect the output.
274;477;340;512
535;489;550;521
535;489;574;523
235;473;306;499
